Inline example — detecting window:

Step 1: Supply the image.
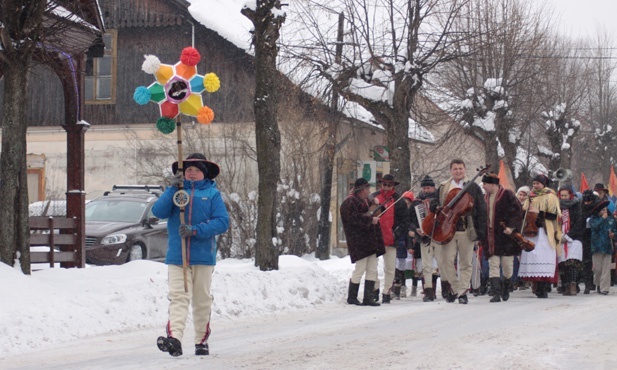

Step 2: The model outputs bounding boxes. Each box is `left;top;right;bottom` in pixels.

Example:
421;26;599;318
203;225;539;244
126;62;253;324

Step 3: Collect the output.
85;30;117;104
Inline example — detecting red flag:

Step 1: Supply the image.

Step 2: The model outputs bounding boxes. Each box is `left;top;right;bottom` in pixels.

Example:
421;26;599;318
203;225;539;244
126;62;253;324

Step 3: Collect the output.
580;172;589;192
609;167;617;197
497;160;514;192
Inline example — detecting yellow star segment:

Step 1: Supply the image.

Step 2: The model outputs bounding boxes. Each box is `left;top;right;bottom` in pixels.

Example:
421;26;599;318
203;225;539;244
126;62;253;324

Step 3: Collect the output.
179;93;204;117
155;64;174;85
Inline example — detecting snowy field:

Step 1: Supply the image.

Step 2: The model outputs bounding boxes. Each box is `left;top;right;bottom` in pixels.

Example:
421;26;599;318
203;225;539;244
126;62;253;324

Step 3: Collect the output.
0;255;615;369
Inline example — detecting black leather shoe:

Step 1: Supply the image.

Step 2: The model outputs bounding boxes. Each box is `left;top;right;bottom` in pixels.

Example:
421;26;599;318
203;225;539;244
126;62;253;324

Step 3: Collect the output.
157;336;182;357
458;294;468;304
195;343;209;356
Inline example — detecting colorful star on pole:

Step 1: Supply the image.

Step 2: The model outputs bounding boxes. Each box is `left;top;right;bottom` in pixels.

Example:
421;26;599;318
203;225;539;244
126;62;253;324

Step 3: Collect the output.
133;47;221;134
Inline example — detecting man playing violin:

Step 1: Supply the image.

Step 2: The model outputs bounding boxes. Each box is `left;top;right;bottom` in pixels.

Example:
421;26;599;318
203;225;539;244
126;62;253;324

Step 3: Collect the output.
481;173;523;303
340;178;385;306
432;159;487;304
370;174;410;304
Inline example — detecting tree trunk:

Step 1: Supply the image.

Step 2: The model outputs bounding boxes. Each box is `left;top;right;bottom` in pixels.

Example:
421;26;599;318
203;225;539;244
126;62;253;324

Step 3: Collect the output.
316;143;334;260
0;62;32;272
244;1;285;271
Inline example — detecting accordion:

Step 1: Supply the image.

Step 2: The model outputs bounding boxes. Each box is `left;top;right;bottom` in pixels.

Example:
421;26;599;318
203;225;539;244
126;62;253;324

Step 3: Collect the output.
414;199;431;235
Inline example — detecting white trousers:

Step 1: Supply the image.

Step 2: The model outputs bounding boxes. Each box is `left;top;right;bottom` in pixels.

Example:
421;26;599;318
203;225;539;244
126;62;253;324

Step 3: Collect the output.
350;254;378;284
166;264;214;345
488;255;514;279
375;246;397;293
440;231;474;296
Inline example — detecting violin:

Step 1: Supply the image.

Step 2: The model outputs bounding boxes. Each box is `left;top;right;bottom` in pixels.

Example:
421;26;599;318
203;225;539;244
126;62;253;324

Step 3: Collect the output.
499;221;535;252
422;165;490;245
522;211;539;237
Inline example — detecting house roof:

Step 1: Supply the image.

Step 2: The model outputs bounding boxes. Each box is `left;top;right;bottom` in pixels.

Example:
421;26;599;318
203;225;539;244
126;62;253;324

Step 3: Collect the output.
101;0;190;29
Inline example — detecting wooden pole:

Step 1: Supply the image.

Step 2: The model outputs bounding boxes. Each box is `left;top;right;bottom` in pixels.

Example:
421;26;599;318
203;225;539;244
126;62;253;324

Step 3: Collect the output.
176;118;188;293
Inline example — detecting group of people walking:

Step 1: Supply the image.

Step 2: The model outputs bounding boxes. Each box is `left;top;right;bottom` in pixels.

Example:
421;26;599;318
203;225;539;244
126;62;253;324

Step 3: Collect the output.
340;159;616;306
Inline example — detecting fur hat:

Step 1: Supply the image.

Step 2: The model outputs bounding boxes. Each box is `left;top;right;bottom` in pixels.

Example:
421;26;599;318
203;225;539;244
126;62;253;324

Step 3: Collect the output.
352;178;370;193
378;174;400;186
420;175;435;187
516;186;530;195
482;173;500;185
172;153;220;179
533;174;551;187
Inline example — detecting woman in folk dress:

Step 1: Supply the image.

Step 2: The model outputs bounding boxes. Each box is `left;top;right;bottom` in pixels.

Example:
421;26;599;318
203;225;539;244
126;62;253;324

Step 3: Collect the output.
518;174;562;298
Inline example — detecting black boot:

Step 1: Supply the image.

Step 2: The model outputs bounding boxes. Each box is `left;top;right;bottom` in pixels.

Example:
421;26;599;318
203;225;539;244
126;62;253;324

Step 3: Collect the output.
347;281;362;305
489;278;501;303
441;280;451;299
362;281;381;306
382;293;391;304
479;277;488;296
373;288;380;303
502;279;510;301
195;343;209;356
536;282;548;298
423;287;435;302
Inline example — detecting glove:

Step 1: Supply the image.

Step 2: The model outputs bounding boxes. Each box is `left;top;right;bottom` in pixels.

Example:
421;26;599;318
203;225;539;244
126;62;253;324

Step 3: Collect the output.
167;173;184;188
179;224;194;238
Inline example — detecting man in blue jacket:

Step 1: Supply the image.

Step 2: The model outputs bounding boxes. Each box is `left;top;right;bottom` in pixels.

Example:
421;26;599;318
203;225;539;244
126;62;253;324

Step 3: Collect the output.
154;153;229;357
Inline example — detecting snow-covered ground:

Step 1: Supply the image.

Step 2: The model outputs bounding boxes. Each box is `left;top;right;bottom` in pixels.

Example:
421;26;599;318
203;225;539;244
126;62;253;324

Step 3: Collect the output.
1;255;616;369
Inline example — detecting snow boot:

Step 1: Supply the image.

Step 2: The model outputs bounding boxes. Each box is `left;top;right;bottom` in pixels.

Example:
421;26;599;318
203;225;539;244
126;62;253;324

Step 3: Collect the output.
502;279;510;301
195;343;209;356
347;281;362;305
373;288;380;304
382;293;391;304
392;284;401;300
400;285;407;298
157;336;183;357
411;286;417;297
362;281;381;306
422;287;435;302
489;277;501;303
458;294;468;304
441;280;451;299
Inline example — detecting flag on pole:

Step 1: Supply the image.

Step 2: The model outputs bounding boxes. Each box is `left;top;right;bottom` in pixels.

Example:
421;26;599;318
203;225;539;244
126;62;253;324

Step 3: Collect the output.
497;160;515;192
609;167;617;197
580;172;589;192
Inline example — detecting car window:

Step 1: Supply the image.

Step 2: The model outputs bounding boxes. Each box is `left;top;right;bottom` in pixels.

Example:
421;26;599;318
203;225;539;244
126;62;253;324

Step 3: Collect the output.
86;199;147;223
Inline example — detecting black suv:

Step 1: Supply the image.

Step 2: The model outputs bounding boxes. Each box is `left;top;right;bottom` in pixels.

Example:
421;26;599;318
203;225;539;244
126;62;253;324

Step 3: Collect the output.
85;185;168;265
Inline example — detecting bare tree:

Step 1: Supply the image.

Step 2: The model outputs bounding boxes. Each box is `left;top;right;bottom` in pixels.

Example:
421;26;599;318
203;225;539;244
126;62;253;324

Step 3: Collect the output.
578;31;617;183
282;0;472;191
438;0;555;185
0;1;96;271
242;1;286;271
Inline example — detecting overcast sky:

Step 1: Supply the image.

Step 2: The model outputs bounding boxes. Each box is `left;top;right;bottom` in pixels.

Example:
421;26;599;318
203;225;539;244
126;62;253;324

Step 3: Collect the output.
546;0;617;39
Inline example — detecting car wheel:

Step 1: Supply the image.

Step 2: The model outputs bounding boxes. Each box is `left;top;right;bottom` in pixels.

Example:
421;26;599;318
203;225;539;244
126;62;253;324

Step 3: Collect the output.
128;244;144;261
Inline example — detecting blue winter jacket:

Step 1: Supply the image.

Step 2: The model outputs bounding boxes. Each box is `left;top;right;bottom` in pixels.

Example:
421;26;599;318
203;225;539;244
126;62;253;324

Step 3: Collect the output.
588;214;617;255
152;178;229;265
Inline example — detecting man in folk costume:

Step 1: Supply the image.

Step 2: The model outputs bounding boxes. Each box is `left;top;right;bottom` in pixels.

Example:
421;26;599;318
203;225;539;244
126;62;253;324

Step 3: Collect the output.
518;174;562;298
340;178;385;306
557;186;584;296
579;190;600;294
411;175;441;302
480;173;523;303
432;159;487;304
370;174;410;304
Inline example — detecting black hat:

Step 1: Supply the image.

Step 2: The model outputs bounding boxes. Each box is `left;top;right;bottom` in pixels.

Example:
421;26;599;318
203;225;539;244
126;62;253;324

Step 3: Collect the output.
378;174;400;186
420;175;435;187
533;174;551;187
172;153;220;179
594;183;607;192
582;189;597;203
482;173;500;185
591;200;611;215
353;178;370;192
